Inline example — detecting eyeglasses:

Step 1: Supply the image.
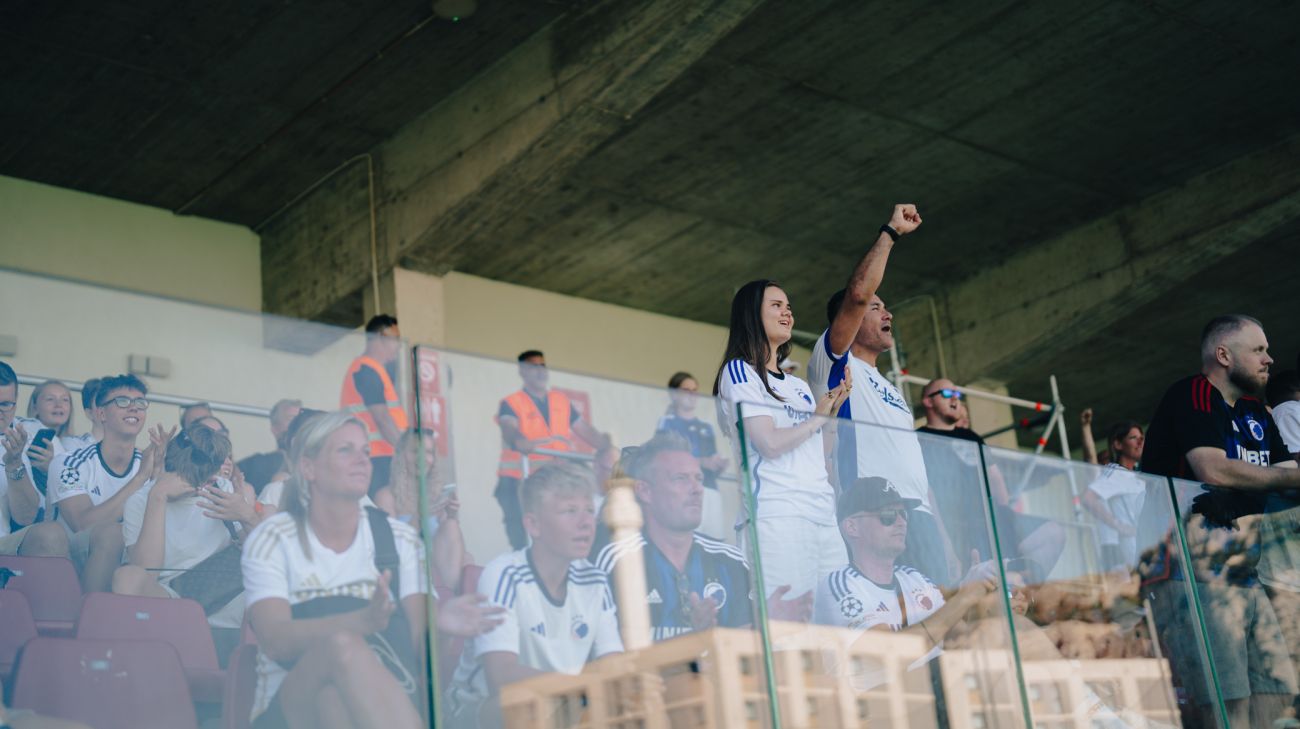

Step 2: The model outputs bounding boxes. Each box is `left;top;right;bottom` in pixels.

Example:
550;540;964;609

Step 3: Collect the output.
99;396;150;410
926;388;964;401
0;401;16;412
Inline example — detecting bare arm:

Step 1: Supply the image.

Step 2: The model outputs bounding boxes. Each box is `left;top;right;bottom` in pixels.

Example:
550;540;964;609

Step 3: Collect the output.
987;464;1011;506
3;423;41;525
1185;447;1300;491
1082;489;1124;532
366;404;403;447
498;414;532;453
483;651;545;692
126;491;170;570
827;204;922;355
1079;409;1098;465
59;467;152;532
572;419;611;451
742;372;852;460
250;597;375;665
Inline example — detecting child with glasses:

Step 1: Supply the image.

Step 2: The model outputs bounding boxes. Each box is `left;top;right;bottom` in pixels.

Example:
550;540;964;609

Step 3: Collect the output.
47;374;170;592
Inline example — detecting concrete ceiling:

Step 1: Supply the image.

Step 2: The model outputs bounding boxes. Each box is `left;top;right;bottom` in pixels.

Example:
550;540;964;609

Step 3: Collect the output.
3;0;1299;447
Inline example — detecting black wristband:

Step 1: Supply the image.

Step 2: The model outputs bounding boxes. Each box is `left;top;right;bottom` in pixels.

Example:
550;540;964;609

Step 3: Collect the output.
879;224;900;242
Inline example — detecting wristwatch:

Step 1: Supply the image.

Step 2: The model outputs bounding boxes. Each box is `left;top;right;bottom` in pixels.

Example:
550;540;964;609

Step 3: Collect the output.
6;464;26;482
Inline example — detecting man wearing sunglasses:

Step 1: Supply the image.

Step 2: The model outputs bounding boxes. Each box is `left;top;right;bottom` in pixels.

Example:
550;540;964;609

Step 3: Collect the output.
917;379;1064;581
816;477;998;648
47;374;157;592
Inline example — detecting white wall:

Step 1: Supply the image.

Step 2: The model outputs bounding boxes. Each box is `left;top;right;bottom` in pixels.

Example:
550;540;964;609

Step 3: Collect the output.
0;175;261;311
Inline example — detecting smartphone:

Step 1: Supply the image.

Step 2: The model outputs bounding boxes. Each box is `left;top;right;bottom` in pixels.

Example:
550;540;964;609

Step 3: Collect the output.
29;428;56;455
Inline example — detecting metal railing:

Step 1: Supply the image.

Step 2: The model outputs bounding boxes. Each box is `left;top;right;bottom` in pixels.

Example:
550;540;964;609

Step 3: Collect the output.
16;373;272;419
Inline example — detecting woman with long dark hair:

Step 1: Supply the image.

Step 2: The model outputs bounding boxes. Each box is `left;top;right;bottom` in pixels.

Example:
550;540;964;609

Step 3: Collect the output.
714;280;850;613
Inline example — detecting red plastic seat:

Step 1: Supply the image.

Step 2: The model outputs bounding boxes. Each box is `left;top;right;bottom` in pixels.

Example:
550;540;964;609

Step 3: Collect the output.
221;643;259;729
0;589;38;677
76;592;223;701
10;637;199;729
0;555;82;634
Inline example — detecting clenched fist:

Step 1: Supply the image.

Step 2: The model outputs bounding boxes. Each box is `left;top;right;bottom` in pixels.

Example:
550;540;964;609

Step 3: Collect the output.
888;204;922;235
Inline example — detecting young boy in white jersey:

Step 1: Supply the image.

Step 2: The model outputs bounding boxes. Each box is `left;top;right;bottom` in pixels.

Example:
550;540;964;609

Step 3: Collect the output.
48;374;165;592
447;462;623;726
806;204;960;584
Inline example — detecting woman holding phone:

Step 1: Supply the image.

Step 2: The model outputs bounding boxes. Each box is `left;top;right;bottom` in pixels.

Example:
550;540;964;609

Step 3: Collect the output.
373;429;466;589
713;280;851;614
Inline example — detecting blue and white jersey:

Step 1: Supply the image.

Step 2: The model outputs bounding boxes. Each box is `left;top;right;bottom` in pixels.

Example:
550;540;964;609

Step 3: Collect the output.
48;442;141;521
807;330;932;511
448;549;623;711
597;531;754;642
716;359;836;526
815;564;944;632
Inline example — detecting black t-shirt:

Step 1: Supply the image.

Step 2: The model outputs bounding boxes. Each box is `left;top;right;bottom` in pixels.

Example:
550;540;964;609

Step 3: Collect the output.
916;425;989;561
1142;374;1293;481
917;425;985;444
353;361;398;407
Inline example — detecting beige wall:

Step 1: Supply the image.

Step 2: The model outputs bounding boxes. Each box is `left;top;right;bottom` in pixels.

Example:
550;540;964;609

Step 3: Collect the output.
0;175;260;311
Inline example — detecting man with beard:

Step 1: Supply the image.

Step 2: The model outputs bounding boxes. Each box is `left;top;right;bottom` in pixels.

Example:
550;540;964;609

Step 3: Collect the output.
1142;314;1300;728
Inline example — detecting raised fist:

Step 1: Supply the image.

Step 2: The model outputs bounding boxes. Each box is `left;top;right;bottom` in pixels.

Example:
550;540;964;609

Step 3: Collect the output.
888;204;922;235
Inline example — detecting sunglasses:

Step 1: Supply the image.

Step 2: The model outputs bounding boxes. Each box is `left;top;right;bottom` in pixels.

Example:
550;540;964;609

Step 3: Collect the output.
926;388;964;401
99;396;150;410
851;508;909;526
0;401;16;412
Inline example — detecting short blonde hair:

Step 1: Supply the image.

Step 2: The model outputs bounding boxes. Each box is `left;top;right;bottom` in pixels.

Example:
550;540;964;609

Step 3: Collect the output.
520;462;595;515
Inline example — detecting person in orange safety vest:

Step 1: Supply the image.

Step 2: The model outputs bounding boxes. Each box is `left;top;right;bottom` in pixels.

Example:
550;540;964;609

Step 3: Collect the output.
340;314;408;495
495;350;610;549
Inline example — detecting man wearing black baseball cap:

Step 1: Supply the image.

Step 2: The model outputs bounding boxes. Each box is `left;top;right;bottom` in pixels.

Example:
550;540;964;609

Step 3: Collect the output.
815;476;998;649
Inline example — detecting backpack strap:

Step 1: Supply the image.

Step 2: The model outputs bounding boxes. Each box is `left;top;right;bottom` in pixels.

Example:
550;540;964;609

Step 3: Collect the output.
366;506;402;599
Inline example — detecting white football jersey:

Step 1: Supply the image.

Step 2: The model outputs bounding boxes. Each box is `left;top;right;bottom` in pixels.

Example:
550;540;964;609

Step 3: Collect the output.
1085;464;1146;547
241;510;428;721
716;358;836;526
807;331;931;511
447;549;622;712
49;443;141;519
816;564;944;632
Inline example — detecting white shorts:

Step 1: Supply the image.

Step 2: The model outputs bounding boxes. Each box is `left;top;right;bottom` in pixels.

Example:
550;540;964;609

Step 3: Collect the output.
743;516;846;613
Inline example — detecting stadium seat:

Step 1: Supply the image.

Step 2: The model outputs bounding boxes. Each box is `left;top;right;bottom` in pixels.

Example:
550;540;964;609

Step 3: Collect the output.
10;637;199;729
76;592;223;702
221;642;258;729
0;555;81;635
0;589;37;678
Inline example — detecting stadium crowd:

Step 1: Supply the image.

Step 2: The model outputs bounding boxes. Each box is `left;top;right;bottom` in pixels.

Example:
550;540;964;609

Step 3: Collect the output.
1;204;1299;729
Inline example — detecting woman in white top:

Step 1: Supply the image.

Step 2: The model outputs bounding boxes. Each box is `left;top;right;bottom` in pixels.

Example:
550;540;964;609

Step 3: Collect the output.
713;279;850;609
373;429;466;589
113;425;249;626
241;411;502;729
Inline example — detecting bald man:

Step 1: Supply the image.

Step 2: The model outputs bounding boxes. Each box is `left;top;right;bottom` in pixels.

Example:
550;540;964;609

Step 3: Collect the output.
1142;314;1300;727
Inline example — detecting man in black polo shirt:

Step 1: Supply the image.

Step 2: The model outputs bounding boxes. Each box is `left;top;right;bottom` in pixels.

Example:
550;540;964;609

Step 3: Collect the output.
916;378;1063;582
1142;314;1300;728
596;433;809;642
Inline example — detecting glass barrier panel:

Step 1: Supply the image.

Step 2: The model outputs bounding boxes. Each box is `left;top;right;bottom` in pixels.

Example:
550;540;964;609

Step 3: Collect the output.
1167;475;1299;729
421;346;769;729
735;401;1027;729
980;445;1209;728
0;268;431;728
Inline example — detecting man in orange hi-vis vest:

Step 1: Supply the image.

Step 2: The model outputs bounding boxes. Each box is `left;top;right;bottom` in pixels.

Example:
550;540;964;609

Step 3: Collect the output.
340;314;409;495
496;350;611;549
